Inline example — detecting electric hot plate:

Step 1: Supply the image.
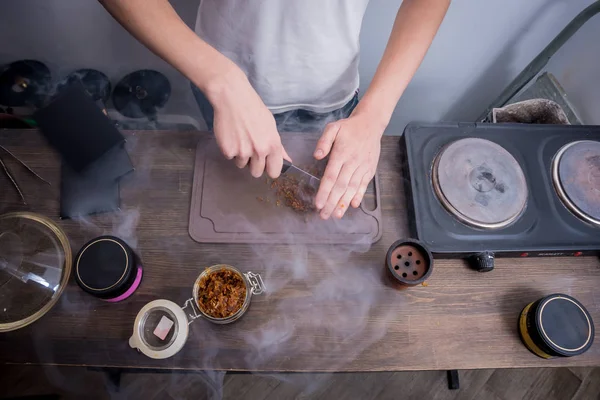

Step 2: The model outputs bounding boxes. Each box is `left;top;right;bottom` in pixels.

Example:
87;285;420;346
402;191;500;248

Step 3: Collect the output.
402;123;600;271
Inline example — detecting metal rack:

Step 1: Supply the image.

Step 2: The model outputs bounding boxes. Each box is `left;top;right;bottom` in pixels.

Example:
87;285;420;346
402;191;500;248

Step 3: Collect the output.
479;1;600;123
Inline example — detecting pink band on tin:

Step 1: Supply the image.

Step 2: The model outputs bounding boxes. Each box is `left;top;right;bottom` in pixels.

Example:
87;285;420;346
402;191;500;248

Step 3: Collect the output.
105;266;143;303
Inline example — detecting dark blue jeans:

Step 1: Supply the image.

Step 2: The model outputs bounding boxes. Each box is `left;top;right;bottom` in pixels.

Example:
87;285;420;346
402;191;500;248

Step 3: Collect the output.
191;83;359;132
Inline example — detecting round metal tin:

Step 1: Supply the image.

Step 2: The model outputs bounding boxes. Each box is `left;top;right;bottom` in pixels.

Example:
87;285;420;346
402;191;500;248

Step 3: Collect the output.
519;293;594;358
75;236;142;301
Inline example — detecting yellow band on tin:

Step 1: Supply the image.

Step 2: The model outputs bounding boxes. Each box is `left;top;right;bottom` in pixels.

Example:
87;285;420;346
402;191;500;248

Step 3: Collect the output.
519;302;553;359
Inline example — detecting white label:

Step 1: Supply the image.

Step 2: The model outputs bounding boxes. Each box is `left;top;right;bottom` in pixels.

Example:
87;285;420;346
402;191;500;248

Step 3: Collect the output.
153;315;174;341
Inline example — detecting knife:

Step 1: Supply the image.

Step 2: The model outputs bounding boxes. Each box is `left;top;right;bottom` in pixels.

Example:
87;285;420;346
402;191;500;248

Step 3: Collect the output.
281;160;321;190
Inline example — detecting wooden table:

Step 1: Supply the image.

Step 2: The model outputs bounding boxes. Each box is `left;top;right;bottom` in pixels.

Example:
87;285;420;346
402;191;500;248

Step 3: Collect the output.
0;129;599;372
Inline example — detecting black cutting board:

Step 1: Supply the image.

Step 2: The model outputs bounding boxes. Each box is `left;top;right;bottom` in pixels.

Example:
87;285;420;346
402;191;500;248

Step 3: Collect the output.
189;134;383;244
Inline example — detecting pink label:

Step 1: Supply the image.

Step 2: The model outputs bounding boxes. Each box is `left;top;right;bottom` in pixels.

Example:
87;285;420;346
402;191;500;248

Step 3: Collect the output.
105;266;143;303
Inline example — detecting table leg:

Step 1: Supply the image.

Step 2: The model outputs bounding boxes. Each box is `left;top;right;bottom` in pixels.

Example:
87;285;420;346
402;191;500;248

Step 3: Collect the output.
88;367;122;392
447;370;460;390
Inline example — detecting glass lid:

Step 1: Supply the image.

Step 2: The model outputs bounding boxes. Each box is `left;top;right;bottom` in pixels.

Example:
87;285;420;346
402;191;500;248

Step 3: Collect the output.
129;299;189;359
0;212;72;332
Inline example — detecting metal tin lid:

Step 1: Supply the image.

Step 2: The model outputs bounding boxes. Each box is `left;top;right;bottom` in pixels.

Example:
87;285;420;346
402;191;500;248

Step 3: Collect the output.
75;236;135;299
0;212;72;332
535;294;594;357
129;299;189;359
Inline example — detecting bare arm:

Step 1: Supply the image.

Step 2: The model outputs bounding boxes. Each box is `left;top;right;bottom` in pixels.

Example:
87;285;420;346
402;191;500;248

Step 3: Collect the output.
314;0;450;219
99;0;290;178
356;0;451;128
100;0;234;96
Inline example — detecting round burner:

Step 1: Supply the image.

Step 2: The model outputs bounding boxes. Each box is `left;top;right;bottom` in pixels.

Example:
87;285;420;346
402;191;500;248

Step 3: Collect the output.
432;138;528;229
552;140;600;227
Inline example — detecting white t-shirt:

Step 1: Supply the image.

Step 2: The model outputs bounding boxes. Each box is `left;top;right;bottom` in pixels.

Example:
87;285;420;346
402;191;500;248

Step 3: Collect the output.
195;0;370;114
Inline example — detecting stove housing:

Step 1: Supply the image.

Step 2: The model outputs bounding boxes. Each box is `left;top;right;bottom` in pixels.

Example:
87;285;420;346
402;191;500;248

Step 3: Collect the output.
401;122;600;271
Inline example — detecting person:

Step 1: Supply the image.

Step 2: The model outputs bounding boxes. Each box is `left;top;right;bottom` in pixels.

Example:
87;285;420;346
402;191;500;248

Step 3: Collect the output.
100;0;449;220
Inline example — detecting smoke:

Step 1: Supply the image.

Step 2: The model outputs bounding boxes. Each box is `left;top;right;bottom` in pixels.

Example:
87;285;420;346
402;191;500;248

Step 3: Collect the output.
73;206;141;250
161;104;392;397
146;211;397;398
245;227;393;370
5;79;396;398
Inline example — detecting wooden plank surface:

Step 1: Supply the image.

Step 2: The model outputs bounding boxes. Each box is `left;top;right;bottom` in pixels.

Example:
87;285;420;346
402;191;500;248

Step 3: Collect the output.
2;365;597;400
0;129;599;372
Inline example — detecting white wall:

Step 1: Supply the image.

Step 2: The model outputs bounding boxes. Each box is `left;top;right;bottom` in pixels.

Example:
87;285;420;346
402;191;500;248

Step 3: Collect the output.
0;0;202;120
0;0;597;132
542;10;600;124
359;0;597;132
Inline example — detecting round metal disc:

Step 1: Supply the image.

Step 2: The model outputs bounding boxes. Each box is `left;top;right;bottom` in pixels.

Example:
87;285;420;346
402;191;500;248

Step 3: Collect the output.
55;69;112;103
432;138;528;229
112;70;170;118
0;60;51;108
552;140;600;226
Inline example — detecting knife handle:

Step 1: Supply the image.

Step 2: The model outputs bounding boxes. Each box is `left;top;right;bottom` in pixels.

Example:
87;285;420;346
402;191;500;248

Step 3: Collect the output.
281;159;292;174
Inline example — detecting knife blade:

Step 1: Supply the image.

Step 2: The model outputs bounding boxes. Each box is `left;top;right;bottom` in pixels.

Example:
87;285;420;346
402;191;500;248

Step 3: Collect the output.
281;160;321;190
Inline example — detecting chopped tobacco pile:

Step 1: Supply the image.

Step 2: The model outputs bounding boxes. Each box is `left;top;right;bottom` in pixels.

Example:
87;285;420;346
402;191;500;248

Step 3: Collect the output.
261;164;323;213
197;269;246;318
272;176;317;213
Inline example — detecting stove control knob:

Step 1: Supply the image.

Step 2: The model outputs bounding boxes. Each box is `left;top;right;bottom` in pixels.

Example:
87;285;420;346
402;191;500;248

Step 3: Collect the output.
468;251;494;272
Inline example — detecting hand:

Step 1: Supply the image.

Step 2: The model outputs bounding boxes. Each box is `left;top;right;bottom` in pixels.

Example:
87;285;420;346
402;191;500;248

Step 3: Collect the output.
207;67;291;179
314;110;383;220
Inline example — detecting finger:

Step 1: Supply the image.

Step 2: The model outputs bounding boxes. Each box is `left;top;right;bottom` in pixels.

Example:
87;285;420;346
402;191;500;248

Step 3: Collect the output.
319;163;356;220
334;168;367;218
314;122;340;160
235;155;250;169
249;153;267;178
265;147;284;179
350;172;372;208
217;140;237;160
233;146;252;168
214;123;237;160
315;156;343;210
334;189;356;219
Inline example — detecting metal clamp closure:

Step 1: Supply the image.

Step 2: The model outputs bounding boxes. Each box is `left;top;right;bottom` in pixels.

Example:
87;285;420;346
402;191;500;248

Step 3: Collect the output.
181;298;202;324
244;272;265;295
